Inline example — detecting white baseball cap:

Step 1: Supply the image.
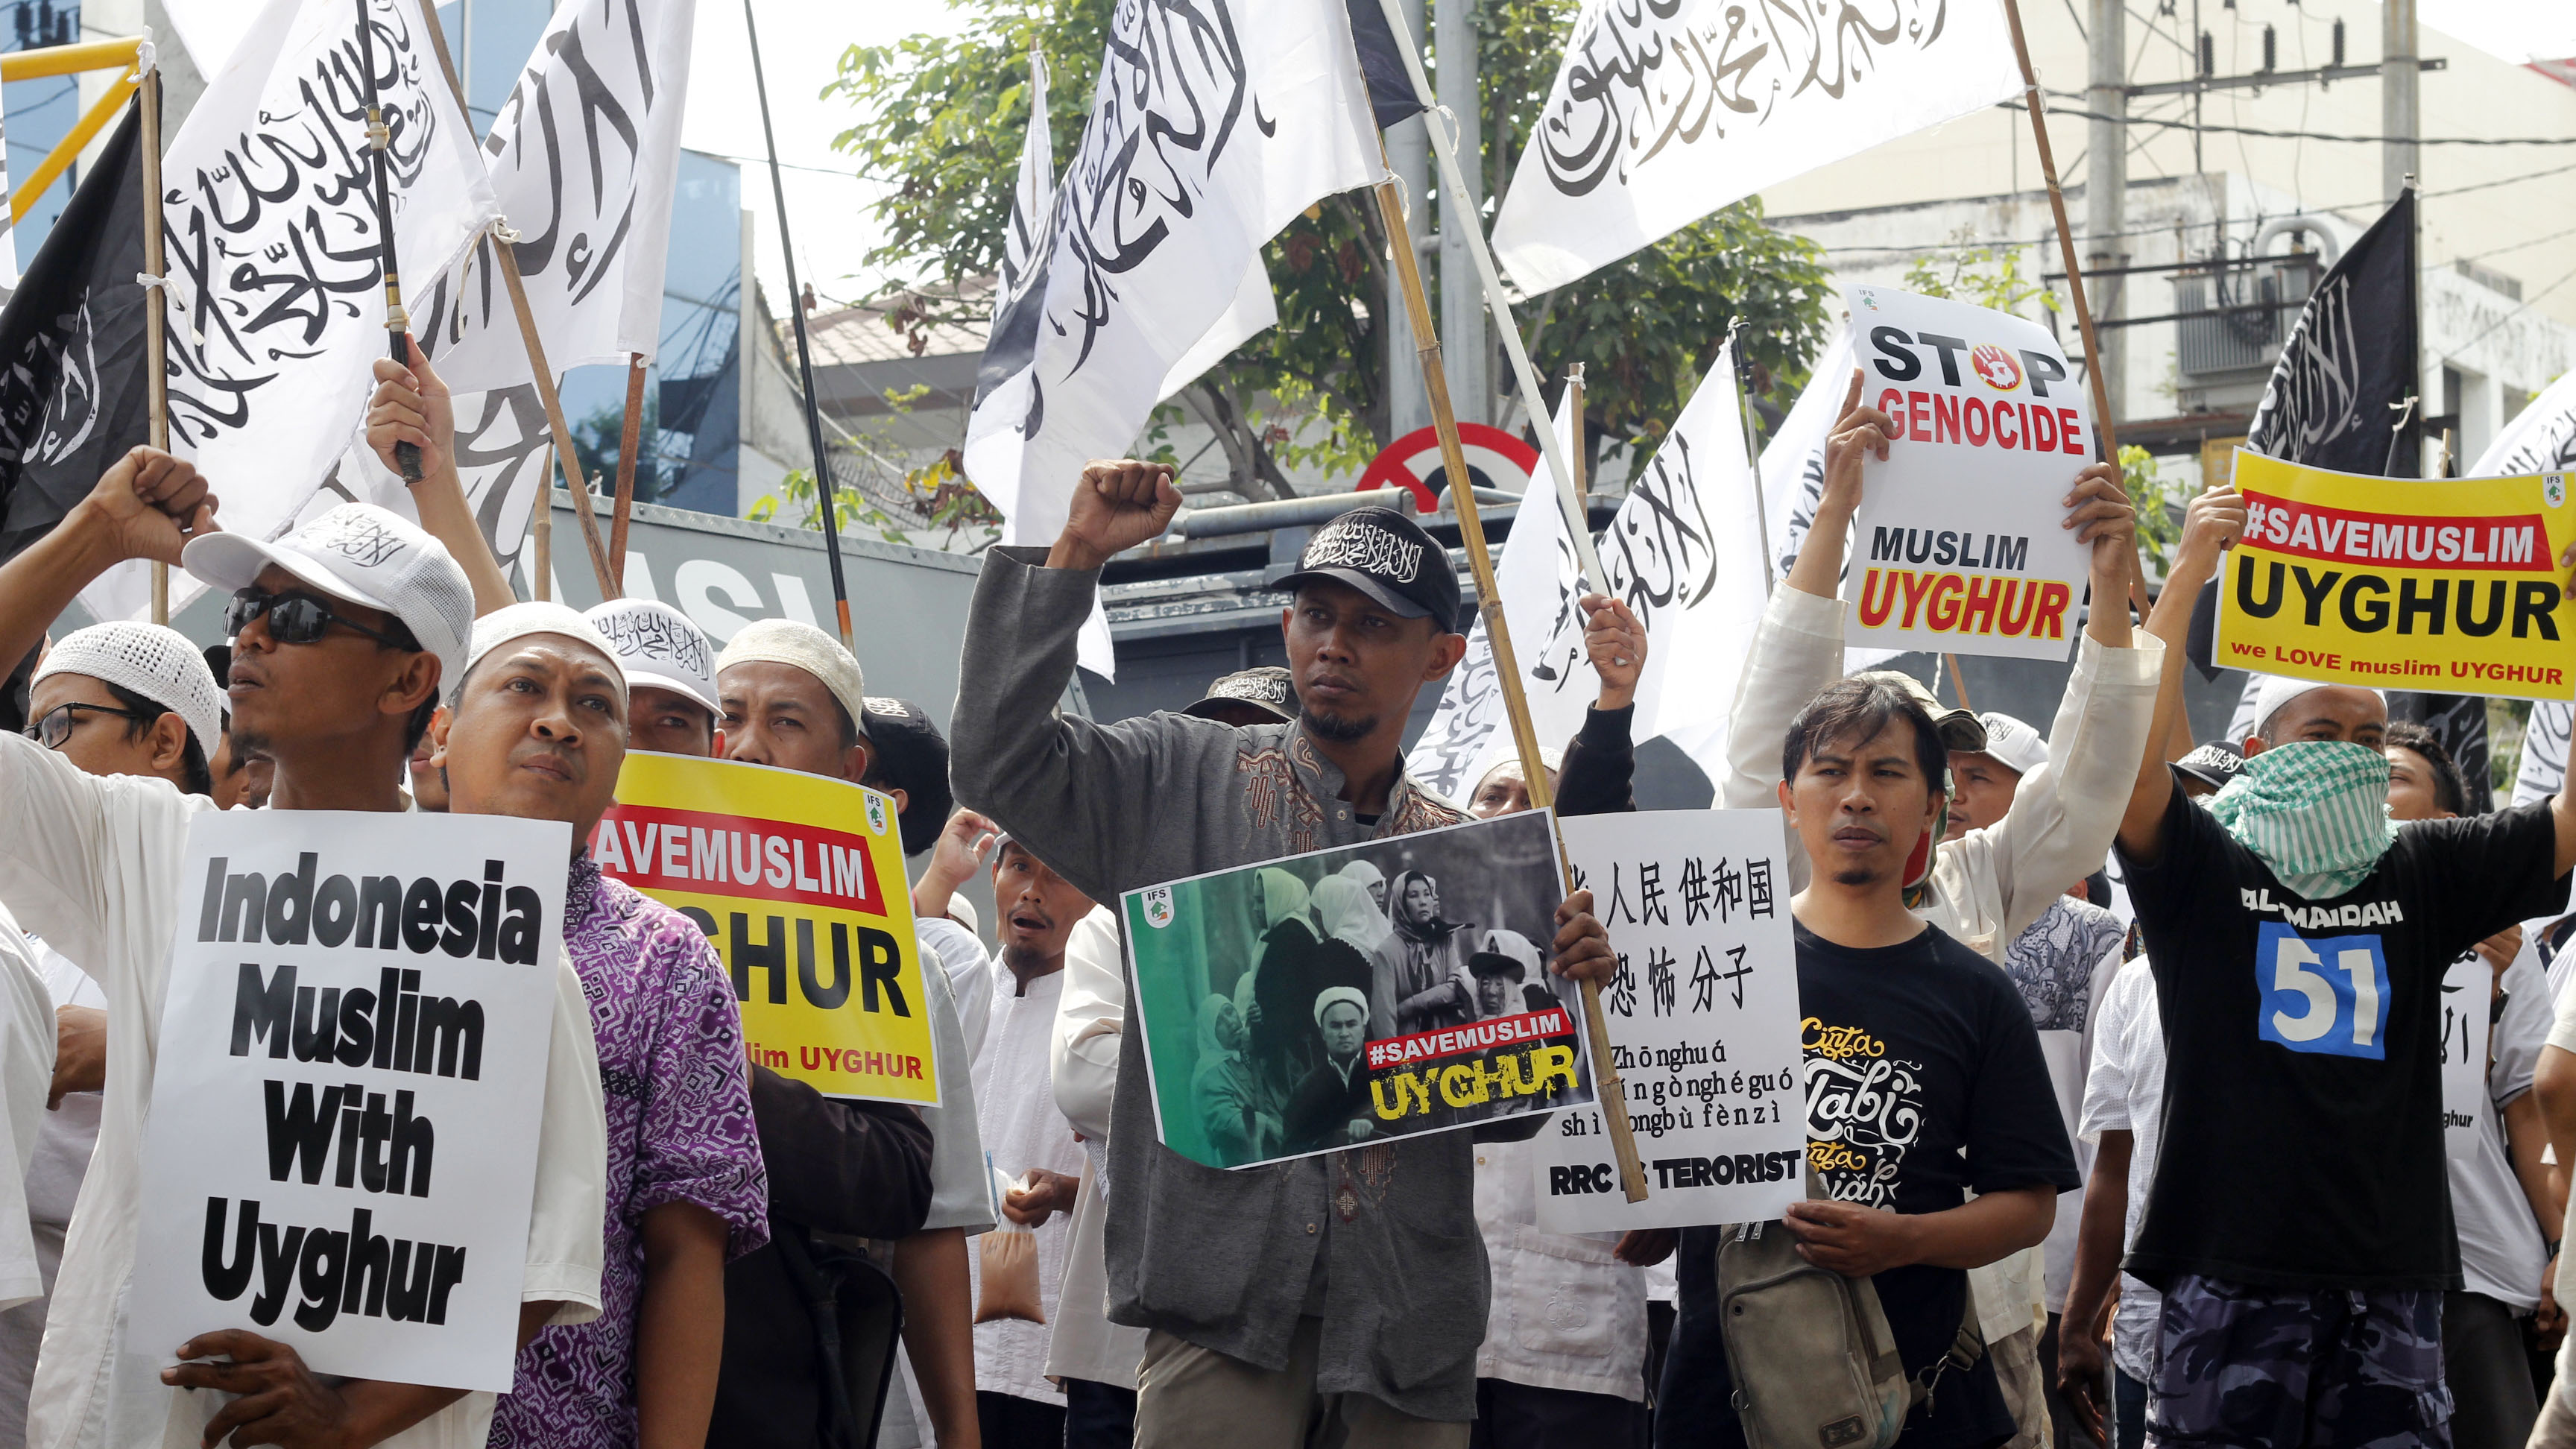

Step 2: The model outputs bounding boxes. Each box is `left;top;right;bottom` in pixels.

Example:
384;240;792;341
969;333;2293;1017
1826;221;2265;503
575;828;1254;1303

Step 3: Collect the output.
184;504;474;692
450;602;626;706
716;618;871;742
34;622;226;760
1972;712;2048;777
584;599;717;714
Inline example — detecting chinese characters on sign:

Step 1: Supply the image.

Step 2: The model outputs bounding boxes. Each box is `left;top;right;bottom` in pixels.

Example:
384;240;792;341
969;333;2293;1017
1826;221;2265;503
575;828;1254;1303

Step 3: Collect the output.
1538;810;1805;1231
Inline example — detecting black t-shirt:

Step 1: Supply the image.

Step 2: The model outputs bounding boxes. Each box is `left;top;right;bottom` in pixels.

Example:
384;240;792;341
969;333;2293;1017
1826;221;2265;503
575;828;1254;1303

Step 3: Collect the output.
2116;783;2568;1291
1658;921;2080;1449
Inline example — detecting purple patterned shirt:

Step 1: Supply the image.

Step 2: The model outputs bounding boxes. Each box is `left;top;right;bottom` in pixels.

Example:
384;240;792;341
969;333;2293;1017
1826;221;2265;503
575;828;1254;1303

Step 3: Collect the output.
489;854;769;1448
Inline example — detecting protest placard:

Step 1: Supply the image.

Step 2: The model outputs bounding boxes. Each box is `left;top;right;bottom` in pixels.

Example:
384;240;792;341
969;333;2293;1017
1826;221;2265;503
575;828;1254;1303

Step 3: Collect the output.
2440;951;2494;1164
1533;812;1805;1231
2215;451;2576;701
591;752;938;1105
1843;285;2095;662
124;812;570;1392
1123;811;1591;1169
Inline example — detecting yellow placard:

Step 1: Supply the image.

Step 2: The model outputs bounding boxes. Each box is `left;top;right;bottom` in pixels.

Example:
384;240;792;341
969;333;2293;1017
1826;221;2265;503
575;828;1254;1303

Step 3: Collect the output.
2216;450;2576;701
587;752;937;1104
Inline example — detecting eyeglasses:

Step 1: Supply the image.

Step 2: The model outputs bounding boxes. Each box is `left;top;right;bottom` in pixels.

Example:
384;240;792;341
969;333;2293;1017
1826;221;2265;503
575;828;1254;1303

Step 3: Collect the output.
22;701;154;750
224;587;411;651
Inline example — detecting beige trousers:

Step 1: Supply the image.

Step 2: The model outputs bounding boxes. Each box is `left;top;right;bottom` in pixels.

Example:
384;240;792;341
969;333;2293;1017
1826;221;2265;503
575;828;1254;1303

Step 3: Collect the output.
2527;1332;2576;1449
1134;1317;1471;1449
1992;1323;2055;1449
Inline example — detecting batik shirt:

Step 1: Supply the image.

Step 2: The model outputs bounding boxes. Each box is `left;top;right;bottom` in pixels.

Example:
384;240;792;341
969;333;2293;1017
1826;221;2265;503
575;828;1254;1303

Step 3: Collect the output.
490;855;770;1448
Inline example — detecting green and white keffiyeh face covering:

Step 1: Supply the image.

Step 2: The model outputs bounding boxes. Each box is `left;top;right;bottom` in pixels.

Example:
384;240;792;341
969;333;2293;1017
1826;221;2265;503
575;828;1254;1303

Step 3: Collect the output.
2207;740;2400;899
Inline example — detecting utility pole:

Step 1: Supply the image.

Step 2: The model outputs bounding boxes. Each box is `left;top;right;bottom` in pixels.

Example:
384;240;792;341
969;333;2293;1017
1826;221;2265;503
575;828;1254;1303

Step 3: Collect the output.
1385;0;1430;440
2382;0;2418;205
2086;0;2126;432
1433;0;1489;430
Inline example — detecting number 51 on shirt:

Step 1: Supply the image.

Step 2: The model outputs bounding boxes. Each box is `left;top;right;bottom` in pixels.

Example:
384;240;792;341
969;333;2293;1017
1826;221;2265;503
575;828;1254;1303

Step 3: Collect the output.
2256;924;2390;1061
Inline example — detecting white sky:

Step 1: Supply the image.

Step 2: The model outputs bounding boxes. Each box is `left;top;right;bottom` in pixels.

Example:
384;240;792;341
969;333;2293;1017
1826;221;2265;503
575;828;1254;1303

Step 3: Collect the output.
679;0;967;312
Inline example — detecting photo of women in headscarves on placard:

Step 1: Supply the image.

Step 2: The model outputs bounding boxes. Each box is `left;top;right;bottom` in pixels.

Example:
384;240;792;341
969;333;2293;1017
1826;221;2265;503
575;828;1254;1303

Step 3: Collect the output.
1123;810;1597;1169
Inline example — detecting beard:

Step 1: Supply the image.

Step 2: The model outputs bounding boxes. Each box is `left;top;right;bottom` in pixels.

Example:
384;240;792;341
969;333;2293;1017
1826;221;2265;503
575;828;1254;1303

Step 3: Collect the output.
1300;704;1376;742
1831;864;1883;888
1000;941;1057;976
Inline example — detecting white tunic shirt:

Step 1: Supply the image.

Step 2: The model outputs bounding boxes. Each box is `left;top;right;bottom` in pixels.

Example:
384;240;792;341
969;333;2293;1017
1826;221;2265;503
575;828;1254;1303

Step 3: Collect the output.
0;736;606;1449
2077;958;2167;1383
967;918;1100;1406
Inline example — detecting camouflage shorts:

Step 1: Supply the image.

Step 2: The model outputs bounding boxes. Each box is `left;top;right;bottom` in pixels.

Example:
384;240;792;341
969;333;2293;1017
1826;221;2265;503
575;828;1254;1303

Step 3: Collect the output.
2144;1275;2450;1449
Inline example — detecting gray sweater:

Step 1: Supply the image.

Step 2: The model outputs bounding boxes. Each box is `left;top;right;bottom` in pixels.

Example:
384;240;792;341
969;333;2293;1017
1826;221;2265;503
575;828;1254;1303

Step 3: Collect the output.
949;547;1501;1421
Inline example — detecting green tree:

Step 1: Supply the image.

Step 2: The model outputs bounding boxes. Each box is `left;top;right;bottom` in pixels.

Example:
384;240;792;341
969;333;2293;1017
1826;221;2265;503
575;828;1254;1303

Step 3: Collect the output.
832;0;1833;488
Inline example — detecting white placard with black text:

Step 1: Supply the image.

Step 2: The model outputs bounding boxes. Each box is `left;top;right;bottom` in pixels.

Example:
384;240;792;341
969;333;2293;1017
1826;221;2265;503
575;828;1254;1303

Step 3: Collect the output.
1536;810;1805;1231
124;812;569;1392
1844;285;2095;662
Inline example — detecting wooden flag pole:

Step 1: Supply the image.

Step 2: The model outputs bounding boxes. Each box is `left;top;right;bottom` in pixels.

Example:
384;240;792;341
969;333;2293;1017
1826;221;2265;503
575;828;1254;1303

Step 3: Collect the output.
1999;0;2150;624
1370;172;1647;1205
139;60;168;625
611;353;645;592
417;4;616;603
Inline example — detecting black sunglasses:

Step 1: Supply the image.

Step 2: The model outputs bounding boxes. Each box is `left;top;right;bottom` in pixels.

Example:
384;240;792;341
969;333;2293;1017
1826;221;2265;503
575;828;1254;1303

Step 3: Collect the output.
224;587;412;651
22;701;154;750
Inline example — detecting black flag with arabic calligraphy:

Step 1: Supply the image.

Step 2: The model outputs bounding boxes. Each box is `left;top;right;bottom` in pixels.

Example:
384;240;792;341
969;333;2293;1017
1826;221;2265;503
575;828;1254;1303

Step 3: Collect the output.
0;97;150;574
2244;190;2419;478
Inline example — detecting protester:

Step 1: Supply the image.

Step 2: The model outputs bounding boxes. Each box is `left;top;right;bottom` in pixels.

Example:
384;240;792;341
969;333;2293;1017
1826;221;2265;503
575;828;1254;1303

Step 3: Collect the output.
0;455;609;1449
2376;722;2558;1449
0;623;221;1440
707;619;977;1449
861;696;957;858
2057;954;2166;1449
585;599;722;757
426;604;769;1449
1466;748;1560;818
1046;906;1150;1448
2530;994;2576;1449
0;908;59;1449
950;467;1615;1445
1183;666;1298;727
1943;707;2130;1449
2113;476;2576;1449
1672;673;2079;1449
966;837;1097;1447
1460;619;1651;1448
406;710;452;810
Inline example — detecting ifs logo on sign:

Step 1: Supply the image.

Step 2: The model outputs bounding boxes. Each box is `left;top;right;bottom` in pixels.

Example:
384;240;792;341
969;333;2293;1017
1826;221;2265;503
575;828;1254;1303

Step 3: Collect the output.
866;795;889;836
1143;886;1174;929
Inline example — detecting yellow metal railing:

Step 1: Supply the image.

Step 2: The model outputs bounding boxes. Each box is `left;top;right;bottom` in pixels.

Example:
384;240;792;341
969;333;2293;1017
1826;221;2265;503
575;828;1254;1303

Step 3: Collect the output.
4;35;146;224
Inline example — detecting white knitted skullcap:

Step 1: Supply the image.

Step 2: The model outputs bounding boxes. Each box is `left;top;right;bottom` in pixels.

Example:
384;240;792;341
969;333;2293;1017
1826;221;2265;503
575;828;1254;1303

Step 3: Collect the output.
449;602;626;706
1312;985;1369;1027
716;618;872;742
2249;675;2386;740
35;622;226;760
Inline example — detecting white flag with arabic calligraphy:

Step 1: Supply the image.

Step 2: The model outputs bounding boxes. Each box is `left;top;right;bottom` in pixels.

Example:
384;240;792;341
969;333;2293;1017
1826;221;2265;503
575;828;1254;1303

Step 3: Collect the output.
96;0;496;622
1491;0;2021;294
417;0;697;391
1412;347;1771;804
962;0;1383;677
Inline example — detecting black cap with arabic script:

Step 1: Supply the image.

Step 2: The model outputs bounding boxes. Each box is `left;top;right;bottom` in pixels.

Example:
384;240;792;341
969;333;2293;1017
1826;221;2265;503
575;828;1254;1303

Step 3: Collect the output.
1275;505;1462;635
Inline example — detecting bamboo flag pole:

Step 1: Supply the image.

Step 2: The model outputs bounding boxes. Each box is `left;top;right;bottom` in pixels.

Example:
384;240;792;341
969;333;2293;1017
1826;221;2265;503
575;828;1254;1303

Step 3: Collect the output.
1999;0;2151;623
417;2;617;603
140;57;168;625
1369;169;1647;1205
1727;322;1776;596
611;353;645;592
1369;0;1601;592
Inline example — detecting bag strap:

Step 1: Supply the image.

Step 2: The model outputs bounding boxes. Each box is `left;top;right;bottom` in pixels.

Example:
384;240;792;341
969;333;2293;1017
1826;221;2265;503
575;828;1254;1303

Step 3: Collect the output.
1906;1285;1990;1414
